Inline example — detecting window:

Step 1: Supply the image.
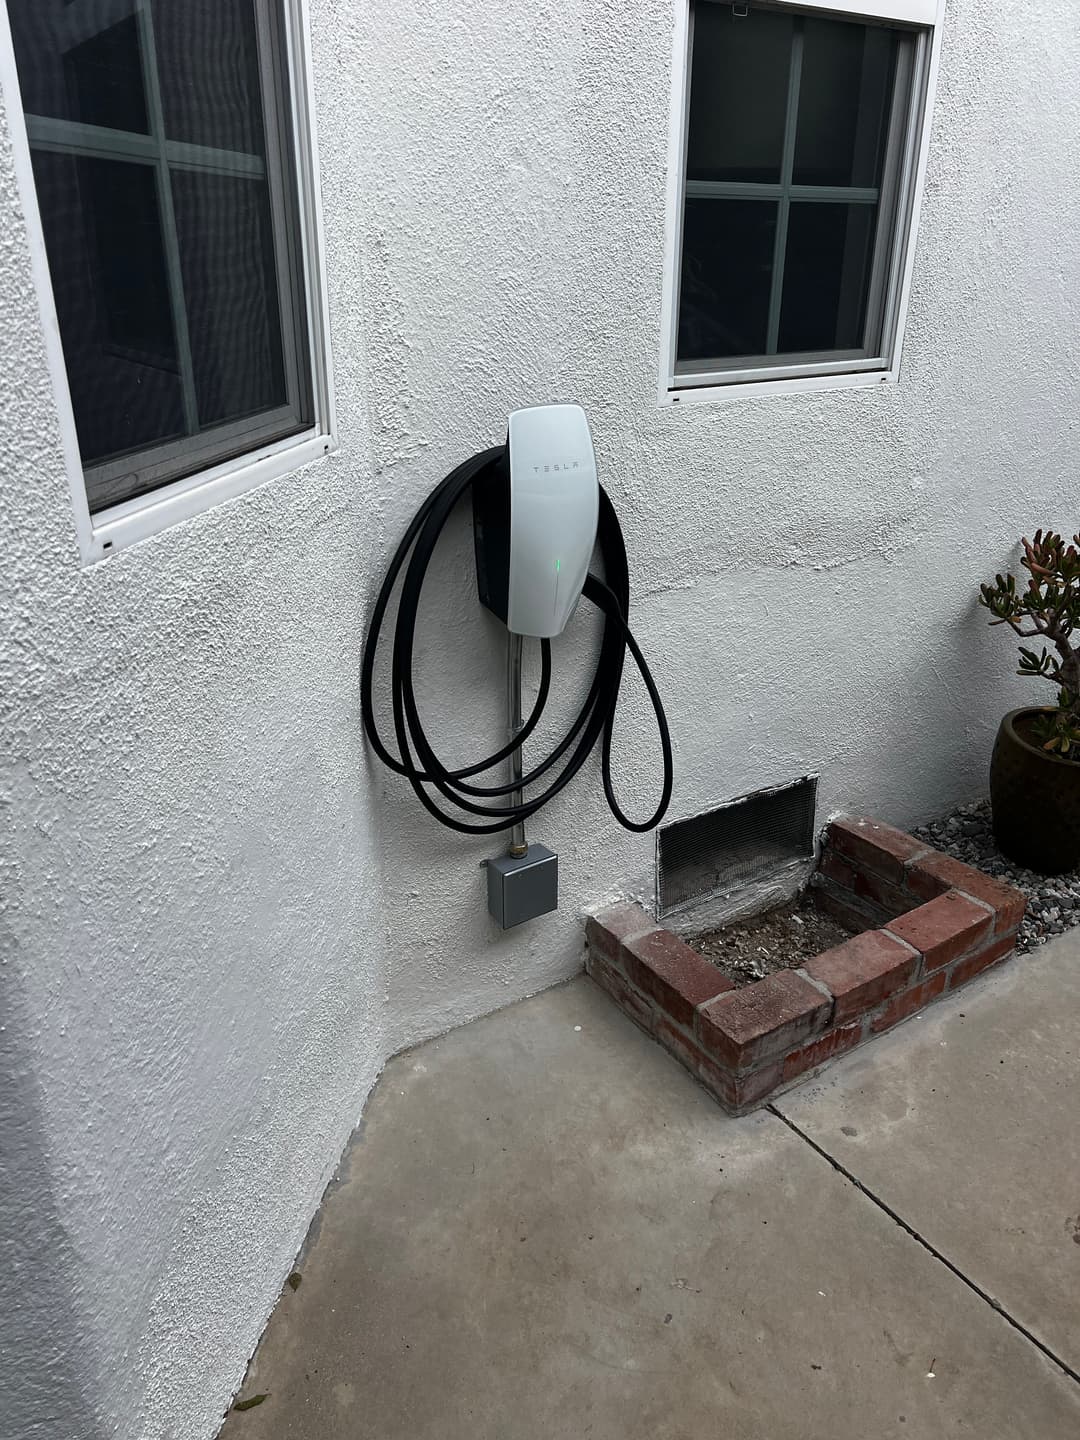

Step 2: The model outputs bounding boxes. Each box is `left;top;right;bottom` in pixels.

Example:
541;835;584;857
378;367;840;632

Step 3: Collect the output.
4;0;326;536
666;0;939;397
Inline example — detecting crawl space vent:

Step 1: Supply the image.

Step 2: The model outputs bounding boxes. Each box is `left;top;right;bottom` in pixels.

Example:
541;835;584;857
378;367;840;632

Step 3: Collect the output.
656;776;818;917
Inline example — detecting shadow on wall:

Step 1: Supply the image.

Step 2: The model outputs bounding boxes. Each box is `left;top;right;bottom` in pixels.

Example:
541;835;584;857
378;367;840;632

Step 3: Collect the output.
0;949;108;1440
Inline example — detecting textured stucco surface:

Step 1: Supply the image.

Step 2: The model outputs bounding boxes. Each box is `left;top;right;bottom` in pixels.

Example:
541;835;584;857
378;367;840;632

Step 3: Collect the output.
0;44;388;1440
1;0;1079;1437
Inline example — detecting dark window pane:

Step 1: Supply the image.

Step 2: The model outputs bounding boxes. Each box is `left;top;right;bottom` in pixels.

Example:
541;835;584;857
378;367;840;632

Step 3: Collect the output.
171;170;286;426
152;0;266;155
31;149;184;465
9;3;149;133
65;14;149;133
793;18;898;188
778;202;877;354
677;198;777;362
686;5;793;184
9;0;315;511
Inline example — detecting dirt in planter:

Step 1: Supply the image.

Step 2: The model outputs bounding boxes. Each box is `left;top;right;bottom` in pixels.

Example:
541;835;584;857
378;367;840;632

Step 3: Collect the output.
687;896;859;989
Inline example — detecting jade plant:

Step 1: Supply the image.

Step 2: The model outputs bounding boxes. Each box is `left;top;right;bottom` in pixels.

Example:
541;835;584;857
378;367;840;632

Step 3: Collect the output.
980;530;1080;758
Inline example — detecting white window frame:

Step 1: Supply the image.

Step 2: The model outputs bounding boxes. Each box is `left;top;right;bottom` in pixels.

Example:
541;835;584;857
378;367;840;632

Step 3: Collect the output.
658;0;946;407
0;0;335;564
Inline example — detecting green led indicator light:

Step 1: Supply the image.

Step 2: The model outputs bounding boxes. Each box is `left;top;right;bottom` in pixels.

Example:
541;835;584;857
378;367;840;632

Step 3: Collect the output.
554;559;561;572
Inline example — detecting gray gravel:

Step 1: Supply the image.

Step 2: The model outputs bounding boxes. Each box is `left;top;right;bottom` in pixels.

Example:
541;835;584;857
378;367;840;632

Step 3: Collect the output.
911;800;1080;953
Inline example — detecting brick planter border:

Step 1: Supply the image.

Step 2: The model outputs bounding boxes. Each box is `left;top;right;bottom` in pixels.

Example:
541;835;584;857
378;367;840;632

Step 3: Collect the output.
585;817;1026;1114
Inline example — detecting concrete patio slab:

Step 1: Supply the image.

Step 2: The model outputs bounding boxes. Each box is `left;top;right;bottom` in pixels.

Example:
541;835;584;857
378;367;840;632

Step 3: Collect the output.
220;974;1080;1439
775;927;1080;1372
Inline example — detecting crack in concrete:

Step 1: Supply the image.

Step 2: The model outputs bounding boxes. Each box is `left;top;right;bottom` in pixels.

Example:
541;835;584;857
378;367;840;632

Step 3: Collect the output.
767;1104;1080;1390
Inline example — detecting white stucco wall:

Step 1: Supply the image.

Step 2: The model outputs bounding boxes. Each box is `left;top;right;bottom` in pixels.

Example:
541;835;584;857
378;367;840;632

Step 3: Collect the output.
0;45;390;1438
1;0;1078;1437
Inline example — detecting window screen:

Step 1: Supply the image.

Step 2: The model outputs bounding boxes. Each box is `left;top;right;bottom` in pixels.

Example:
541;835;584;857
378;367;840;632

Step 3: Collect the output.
675;1;919;385
7;0;314;512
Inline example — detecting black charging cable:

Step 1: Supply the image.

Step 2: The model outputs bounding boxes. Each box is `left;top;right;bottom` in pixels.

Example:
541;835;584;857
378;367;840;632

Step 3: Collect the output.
360;446;673;835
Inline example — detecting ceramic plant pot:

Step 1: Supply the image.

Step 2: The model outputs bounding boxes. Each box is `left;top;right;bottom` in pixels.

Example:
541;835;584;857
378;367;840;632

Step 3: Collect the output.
990;707;1080;875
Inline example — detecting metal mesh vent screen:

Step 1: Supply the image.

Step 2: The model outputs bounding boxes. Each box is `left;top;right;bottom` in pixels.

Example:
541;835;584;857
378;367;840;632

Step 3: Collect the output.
657;777;818;917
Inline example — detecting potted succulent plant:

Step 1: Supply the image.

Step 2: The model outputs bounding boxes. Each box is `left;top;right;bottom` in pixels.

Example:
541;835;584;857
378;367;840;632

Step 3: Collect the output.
980;531;1080;875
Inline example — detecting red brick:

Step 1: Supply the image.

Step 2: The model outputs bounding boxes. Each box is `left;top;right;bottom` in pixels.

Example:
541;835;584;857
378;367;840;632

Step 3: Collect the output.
585;902;657;963
655;1017;727;1086
869;971;947;1033
819;849;858;891
654;1015;706;1068
781;1023;865;1084
947;933;1019;990
806;930;918;1023
884;892;992;972
621;927;732;1026
827;818;930;884
906;854;1027;933
850;867;914;919
810;881;884;933
719;1061;786;1114
654;1018;784;1113
903;854;953;901
696;971;831;1072
817;852;911;919
586;955;655;1034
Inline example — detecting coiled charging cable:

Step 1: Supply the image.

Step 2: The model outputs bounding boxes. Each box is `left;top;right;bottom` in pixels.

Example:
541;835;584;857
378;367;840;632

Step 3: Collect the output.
360;446;672;835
